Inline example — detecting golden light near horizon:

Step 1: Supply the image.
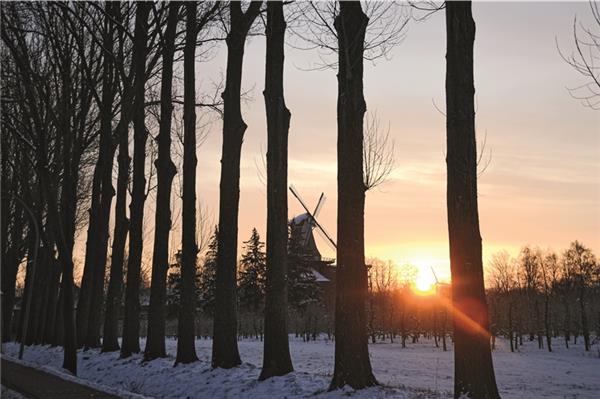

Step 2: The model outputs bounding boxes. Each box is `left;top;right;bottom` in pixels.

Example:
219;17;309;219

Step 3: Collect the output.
413;270;436;296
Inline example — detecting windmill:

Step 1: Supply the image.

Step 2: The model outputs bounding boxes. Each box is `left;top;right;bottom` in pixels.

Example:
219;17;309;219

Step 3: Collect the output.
430;266;450;294
289;185;336;263
431;266;450;351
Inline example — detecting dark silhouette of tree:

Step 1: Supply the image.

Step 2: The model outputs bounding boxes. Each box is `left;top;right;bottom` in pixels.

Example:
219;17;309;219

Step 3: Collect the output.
330;1;377;391
238;228;267;313
260;0;294;381
176;0;200;365
122;2;151;358
199;227;219;315
541;251;560;352
445;2;500;398
102;2;136;353
81;1;120;351
0;138;28;343
563;240;597;351
0;1;106;374
362;112;395;191
212;0;262;369
145;1;180;361
166;250;202;316
489;250;517;352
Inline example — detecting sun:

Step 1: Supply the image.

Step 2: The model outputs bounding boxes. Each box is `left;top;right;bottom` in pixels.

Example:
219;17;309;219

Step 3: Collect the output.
413;272;436;295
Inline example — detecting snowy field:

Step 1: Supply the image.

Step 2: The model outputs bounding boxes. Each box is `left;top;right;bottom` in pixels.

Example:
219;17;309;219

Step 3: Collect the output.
2;336;599;398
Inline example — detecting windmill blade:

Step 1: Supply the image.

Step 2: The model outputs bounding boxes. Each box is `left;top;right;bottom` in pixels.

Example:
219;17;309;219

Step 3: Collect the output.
289;185;312;217
302;222;312;247
313;193;326;219
431;266;439;284
313;220;337;250
290;185;336;250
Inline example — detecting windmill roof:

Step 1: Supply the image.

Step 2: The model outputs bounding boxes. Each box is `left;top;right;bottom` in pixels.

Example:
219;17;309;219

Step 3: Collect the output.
291;213;309;224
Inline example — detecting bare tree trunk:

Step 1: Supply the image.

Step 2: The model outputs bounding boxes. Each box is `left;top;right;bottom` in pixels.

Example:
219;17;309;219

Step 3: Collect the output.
122;2;150;358
212;0;261;369
102;5;133;354
564;298;570;349
509;301;514;352
544;294;552;352
1;202;25;343
442;308;447;351
43;257;61;346
36;122;78;376
85;4;118;349
76;153;102;348
445;2;500;398
259;0;293;380
330;1;377;391
579;284;590;351
102;115;130;352
34;245;53;343
535;300;543;349
175;1;200;365
145;2;180;361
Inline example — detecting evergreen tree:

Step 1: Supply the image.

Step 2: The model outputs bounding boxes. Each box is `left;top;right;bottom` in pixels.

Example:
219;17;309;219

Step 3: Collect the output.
166;252;182;317
287;223;320;313
199;227;219;315
166;250;201;318
238;228;267;313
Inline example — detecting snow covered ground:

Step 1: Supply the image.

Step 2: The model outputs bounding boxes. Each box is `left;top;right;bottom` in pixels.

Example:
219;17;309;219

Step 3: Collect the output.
2;336;598;398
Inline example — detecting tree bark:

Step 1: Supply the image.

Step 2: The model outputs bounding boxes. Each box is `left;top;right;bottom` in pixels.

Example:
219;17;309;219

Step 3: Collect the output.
85;3;118;349
212;0;261;369
508;301;514;352
445;2;500;398
102;114;130;352
76;149;102;348
330;1;377;391
579;283;590;351
544;294;552;352
102;5;134;354
259;0;293;381
43;256;61;345
175;1;200;365
145;2;180;361
122;2;150;358
1;194;25;343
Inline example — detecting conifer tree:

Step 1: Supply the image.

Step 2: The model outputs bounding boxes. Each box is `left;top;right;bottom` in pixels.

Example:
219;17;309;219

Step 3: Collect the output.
166;250;201;317
199;227;219;315
238;228;267;313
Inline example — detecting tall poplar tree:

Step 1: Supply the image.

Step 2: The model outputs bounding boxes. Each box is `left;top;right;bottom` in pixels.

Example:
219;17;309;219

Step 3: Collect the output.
212;0;262;369
445;2;500;398
260;0;293;380
145;1;180;361
330;1;377;390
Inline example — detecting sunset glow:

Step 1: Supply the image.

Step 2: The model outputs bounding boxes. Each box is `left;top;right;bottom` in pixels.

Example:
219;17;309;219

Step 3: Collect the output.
413;272;436;296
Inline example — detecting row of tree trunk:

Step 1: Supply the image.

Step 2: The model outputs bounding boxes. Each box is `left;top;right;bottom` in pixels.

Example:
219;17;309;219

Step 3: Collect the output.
2;2;501;397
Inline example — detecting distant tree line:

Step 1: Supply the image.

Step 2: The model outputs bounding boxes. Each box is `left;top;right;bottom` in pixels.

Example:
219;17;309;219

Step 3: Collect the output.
488;241;600;353
357;241;600;356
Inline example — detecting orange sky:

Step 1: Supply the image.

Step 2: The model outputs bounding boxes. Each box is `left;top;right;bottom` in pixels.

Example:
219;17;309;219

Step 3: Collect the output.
71;2;599;284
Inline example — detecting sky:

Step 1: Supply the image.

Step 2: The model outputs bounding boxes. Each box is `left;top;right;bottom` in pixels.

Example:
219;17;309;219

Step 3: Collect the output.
69;1;600;284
